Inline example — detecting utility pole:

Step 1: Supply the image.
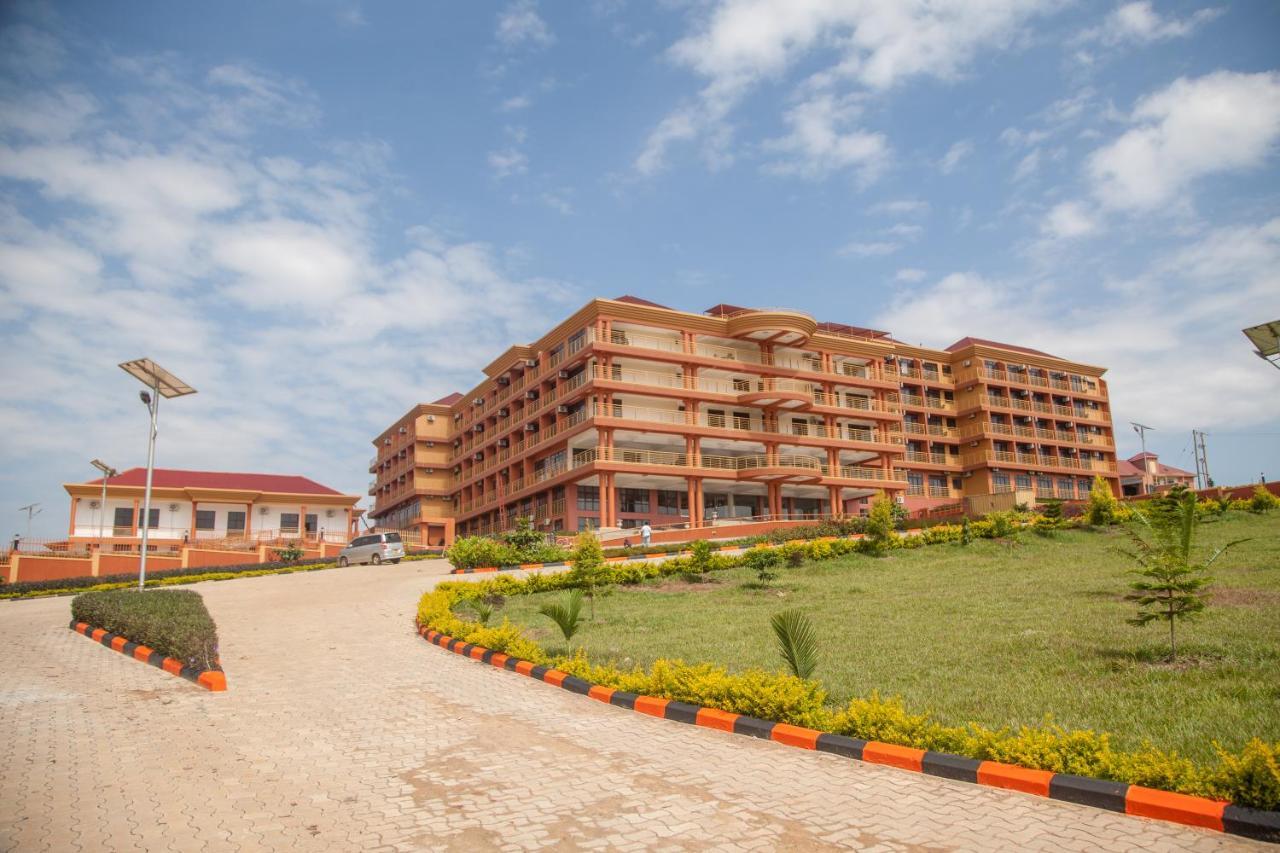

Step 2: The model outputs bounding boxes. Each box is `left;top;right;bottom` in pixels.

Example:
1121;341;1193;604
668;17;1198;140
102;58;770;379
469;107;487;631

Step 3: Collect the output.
1192;430;1212;490
17;503;42;545
1131;422;1155;495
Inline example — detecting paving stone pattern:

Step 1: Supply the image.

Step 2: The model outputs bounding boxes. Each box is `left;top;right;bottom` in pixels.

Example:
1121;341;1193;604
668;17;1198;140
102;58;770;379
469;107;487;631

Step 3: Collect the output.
0;561;1266;851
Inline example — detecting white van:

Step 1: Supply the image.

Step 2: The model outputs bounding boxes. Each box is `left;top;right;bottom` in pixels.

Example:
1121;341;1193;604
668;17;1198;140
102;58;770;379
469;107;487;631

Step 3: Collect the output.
337;532;405;566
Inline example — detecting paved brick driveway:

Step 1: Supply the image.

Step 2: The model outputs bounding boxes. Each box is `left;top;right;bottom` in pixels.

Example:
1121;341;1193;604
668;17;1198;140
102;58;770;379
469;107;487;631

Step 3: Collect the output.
0;562;1263;852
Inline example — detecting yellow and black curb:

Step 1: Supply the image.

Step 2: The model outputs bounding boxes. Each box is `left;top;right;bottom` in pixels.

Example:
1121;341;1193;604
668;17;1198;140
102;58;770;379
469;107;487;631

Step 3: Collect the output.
70;620;226;692
418;625;1279;843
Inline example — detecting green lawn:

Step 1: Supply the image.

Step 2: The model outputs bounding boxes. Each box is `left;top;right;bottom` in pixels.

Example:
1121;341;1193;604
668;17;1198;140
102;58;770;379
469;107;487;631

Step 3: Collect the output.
499;513;1280;762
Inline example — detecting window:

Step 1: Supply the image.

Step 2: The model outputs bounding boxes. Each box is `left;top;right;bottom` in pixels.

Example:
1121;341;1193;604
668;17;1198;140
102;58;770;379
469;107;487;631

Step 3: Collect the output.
1058;478;1074;498
280;513;300;532
1037;475;1053;493
576;516;598;531
227;511;246;533
618;488;649;514
993;473;1011;492
576;486;599;511
113;507;133;530
384;533;402;543
1079;478;1093;496
195;510;216;531
1015;474;1032;491
305;514;318;534
706;408;727;428
657;490;687;515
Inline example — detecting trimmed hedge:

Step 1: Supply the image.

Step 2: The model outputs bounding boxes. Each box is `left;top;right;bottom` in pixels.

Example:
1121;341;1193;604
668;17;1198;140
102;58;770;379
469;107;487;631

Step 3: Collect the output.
417;529;1280;810
72;588;220;671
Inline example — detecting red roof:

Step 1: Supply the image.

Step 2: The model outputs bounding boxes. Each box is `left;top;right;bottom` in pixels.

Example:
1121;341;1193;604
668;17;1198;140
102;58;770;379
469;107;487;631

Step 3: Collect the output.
1156;463;1195;477
85;468;344;495
815;320;891;340
614;295;672;309
432;392;463;405
1116;459;1143;477
1128;452;1158;461
704;303;750;317
945;336;1059;359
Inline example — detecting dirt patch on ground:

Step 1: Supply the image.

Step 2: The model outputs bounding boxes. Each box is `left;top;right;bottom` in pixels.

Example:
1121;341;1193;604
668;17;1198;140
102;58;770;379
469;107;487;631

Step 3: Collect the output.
1210;587;1280;608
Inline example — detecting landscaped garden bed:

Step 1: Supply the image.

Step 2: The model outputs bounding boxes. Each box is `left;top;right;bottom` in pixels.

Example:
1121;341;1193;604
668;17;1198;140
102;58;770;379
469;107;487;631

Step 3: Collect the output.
72;588;222;671
418;497;1280;816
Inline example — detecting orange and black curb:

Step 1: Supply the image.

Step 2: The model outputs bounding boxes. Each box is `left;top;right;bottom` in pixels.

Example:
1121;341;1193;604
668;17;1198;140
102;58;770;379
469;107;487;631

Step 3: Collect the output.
417;625;1279;843
70;621;227;692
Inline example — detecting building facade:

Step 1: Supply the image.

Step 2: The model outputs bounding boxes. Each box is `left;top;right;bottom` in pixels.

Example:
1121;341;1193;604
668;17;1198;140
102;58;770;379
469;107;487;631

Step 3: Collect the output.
369;297;1120;541
64;469;362;552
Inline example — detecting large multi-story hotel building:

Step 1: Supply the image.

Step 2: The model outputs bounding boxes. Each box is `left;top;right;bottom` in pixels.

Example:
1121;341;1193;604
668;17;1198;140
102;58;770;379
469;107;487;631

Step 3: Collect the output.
368;297;1119;541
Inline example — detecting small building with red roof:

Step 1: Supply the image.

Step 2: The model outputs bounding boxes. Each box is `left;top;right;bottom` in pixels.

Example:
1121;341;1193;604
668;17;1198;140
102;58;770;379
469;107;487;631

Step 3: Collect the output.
1118;452;1196;496
63;468;362;549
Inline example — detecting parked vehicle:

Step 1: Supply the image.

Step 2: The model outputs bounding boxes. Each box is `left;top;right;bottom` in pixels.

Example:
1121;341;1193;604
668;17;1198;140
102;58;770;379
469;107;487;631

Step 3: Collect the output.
337;532;404;567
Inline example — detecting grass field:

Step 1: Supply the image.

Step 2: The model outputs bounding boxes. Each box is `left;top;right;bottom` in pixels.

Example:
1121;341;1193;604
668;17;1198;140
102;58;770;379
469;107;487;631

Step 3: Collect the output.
499;513;1280;762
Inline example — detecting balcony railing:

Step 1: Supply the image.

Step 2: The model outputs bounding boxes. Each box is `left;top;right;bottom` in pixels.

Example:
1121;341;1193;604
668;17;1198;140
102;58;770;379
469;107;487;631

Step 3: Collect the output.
960;421;1104;444
961;450;1115;472
898;394;954;411
900;422;955;438
981;395;1099;420
971;366;1097;396
903;451;952;465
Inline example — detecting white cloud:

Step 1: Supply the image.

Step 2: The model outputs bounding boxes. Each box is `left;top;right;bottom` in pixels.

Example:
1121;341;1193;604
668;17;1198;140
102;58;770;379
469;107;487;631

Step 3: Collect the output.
1012;149;1040;182
637;0;1055;175
895;267;926;283
1040;201;1098;239
762;95;889;182
541;189;573;215
496;0;555;49
882;223;923;239
871;199;930;216
1086;70;1280;211
1079;2;1222;47
938;139;974;174
837;240;901;257
0;25;579;538
875;219;1280;436
487;147;529;179
500;95;532;112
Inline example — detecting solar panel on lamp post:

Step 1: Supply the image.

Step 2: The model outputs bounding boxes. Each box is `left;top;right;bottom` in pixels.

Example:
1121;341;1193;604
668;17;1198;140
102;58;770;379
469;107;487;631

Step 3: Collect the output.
90;459;117;555
1243;320;1280;371
118;359;196;590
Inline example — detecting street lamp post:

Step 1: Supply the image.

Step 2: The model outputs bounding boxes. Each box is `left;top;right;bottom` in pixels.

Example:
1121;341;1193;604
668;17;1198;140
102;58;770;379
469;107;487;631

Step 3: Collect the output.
1131;422;1155;496
119;359;196;590
90;459;117;553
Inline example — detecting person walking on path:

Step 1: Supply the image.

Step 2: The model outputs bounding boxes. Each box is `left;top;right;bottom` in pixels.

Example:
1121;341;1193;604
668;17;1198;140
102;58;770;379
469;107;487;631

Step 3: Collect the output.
640;522;652;548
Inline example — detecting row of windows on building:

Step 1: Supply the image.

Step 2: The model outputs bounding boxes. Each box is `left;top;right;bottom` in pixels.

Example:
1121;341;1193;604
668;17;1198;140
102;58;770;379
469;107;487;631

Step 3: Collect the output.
574;487;690;515
108;508;317;534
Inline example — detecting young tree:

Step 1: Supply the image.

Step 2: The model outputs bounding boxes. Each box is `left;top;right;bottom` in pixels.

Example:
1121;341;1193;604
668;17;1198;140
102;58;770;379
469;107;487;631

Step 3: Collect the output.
1035;499;1064;534
569;528;606;619
1123;491;1249;660
862;495;898;556
504;516;544;560
1250;484;1279;513
1085;475;1119;526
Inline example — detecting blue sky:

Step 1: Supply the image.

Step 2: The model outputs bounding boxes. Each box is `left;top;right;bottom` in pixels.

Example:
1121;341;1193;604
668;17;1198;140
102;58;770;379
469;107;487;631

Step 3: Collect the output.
1;0;1278;538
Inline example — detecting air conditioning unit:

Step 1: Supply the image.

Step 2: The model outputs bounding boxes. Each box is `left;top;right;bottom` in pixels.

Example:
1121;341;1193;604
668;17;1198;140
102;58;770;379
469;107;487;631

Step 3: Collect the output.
556;405;569;414
496;376;510;386
473;397;485;406
473;452;484;461
425;468;435;474
259;507;270;515
384;438;392;445
399;426;407;434
89;500;100;509
963;360;972;367
969;441;979;447
525;390;539;400
326;509;335;518
426;415;435;423
497;438;509;448
962;471;972;478
426;441;435;447
473;423;484;432
525;358;538;368
558;369;570;379
498;407;509;417
168;503;179;512
525;423;539;432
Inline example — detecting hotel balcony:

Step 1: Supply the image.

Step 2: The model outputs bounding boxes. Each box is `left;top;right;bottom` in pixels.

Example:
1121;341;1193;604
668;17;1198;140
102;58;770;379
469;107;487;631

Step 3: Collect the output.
961;450;1116;473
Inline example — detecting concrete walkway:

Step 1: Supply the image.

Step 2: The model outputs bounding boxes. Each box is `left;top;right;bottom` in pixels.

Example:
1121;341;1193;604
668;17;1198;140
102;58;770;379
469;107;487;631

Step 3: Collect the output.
0;561;1262;851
